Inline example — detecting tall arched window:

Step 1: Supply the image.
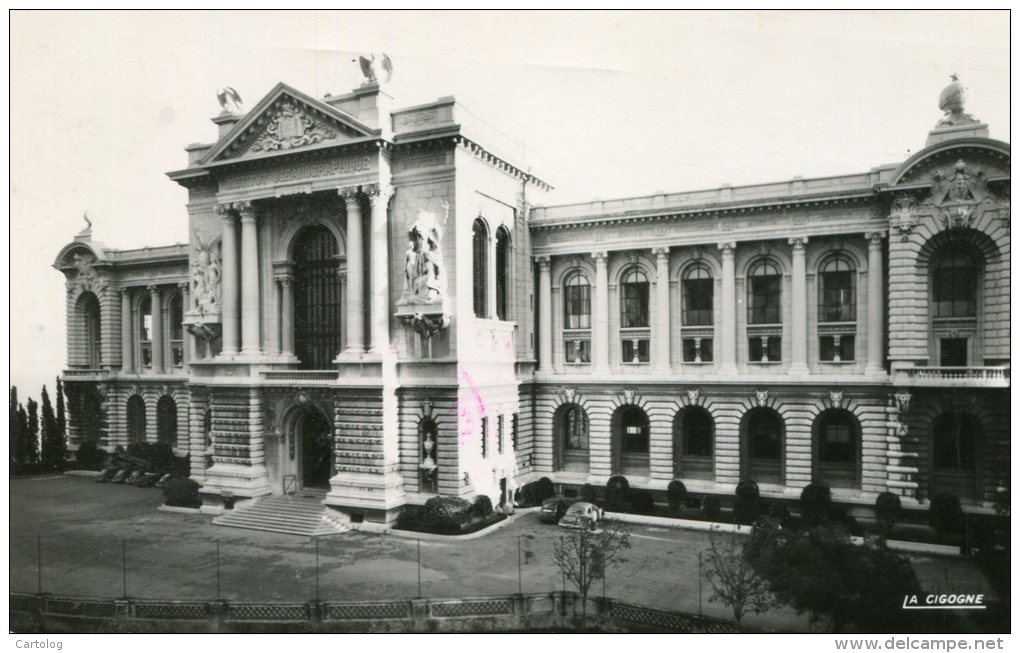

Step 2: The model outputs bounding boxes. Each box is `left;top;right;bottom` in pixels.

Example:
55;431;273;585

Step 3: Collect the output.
472;219;489;317
138;295;153;367
293;225;342;370
931;246;980;367
674;407;714;479
156;395;177;448
818;255;857;362
931;411;980;499
554;404;589;472
620;267;650;363
743;408;783;483
814;410;859;488
681;265;714;363
168;294;184;367
495;226;511;320
78;292;102;368
418;418;439;493
612;406;650;475
127;395;146;445
747;259;782;362
563;270;591;364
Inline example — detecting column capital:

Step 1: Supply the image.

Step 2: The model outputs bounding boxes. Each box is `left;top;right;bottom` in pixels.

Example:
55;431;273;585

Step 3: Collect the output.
338;186;361;204
337;269;347;283
717;241;736;256
364;183;395;206
235;201;257;222
177;281;188;291
534;255;551;269
652;246;670;261
147;284;161;295
788;236;809;252
276;275;293;287
866;231;886;249
120;287;132;296
591;251;609;264
215;203;237;222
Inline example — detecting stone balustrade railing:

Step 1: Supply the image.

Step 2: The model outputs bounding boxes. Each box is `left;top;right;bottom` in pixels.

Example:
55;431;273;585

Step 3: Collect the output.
260;370;340;383
897;366;1010;386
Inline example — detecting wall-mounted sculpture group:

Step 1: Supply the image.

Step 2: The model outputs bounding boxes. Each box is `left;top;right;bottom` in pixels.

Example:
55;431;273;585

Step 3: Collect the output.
396;202;452;338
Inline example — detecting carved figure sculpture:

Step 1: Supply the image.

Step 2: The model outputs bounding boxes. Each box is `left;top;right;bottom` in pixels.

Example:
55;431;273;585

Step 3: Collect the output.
358;53;393;85
191;228;222;315
398;209;448;305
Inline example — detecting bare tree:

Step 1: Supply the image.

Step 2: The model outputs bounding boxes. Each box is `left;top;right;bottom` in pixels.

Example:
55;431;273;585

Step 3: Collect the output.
553;520;631;627
702;528;778;631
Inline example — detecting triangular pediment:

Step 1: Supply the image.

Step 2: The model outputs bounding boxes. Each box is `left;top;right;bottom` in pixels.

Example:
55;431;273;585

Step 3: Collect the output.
201;83;379;164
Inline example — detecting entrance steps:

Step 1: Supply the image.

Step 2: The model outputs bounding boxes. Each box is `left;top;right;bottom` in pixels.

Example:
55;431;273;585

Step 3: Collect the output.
212;495;350;537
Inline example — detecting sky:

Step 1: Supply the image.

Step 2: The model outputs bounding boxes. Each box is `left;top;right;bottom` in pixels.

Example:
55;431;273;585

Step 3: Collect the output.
8;10;1010;399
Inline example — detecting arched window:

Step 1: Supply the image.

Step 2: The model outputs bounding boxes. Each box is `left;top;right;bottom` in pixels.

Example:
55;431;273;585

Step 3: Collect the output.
554;404;590;472
293;225;342;370
563;271;591;364
472;219;489;317
682;265;713;326
674;407;714;480
495;226;511;320
78;292;102;368
612;406;650;476
138;295;153;367
743;408;783;484
819;255;856;322
419;418;438;493
127;396;146;445
620;267;650;363
933;249;978;318
747;259;782;362
156;396;177;448
168;294;184;367
814;410;859;488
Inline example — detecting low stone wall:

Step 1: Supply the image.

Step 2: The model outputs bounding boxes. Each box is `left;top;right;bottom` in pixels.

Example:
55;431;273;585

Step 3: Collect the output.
9;591;736;634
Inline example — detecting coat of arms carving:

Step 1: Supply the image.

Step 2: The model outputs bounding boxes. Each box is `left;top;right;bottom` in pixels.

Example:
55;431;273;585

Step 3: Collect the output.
829;390;844;407
251;102;337;152
755;389;769;406
561;386;576;403
686;388;700;404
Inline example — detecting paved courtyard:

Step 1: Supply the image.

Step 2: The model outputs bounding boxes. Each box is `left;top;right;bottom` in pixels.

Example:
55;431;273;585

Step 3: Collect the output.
10;475;998;632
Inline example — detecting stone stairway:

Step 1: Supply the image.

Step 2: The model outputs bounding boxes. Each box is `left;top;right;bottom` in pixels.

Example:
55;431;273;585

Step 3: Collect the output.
212;495;350;537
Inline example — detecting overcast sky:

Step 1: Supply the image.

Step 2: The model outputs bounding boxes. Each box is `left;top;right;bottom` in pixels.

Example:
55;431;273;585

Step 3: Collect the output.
9;10;1010;398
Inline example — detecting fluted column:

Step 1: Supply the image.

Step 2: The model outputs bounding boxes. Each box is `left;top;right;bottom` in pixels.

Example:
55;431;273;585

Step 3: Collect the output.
652;247;672;373
217;205;240;356
718;242;737;373
280;275;295;357
340;187;365;356
149;285;163;374
179;282;191;366
237;202;261;355
120;288;133;371
789;237;809;374
592;251;610;373
366;184;394;355
866;232;886;374
536;256;552;372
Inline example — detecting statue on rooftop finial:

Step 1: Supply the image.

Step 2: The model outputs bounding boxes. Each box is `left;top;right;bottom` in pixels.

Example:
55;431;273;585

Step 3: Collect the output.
358;53;393;85
936;73;977;127
216;86;244;114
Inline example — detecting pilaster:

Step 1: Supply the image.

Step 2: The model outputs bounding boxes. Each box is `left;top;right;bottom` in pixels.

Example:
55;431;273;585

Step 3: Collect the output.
718;242;737;373
788;236;809;375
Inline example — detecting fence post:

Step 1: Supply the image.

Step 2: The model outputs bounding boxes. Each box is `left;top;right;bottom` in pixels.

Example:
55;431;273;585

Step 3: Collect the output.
315;538;320;601
216;540;221;599
121;538;128;599
517;536;523;594
697;550;703;617
37;534;42;595
416;540;422;598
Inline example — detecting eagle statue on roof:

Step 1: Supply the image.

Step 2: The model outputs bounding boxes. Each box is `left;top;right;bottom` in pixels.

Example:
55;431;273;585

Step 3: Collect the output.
358;52;393;85
216;86;244;114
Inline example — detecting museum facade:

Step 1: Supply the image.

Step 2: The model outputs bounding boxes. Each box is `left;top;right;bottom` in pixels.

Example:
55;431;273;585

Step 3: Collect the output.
55;71;1010;524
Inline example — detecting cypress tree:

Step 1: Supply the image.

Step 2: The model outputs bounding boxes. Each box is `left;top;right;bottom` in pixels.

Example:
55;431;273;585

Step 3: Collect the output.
26;398;40;467
17;404;30;470
56;377;67;444
40;386;62;471
10;387;23;471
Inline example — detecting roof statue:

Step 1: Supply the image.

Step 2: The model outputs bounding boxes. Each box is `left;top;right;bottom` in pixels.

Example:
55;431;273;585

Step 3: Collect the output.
358;52;393;85
936;74;978;127
76;210;93;238
216;86;244;114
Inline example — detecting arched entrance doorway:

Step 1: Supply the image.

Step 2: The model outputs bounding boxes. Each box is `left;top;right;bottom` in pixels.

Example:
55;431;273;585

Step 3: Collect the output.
298;409;333;490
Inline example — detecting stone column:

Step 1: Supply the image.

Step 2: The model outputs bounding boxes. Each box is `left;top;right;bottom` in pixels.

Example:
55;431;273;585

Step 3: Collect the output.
280;275;295;357
592;251;610;373
652;247;672;373
366;184;394;355
120;288;133;371
718;242;737;373
340;188;365;356
536;256;552;372
789;237;809;374
149;285;163;374
866;232;886;374
238;202;261;356
217;205;240;357
179;282;190;366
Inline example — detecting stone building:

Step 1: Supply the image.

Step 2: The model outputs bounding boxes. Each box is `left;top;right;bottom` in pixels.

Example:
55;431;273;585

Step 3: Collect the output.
55;70;1009;526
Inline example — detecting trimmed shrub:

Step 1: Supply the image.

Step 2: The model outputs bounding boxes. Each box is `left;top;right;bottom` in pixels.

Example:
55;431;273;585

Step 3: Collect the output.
76;441;106;470
800;482;832;526
423;495;473;534
471;494;494;518
606;475;631;512
579;483;598;503
163;477;201;508
769;502;791;525
173;455;191;478
702;495;722;520
521;477;556;506
733;478;760;525
126;441;176;474
875;492;902;538
666;479;687;516
929;493;964;542
631;490;656;515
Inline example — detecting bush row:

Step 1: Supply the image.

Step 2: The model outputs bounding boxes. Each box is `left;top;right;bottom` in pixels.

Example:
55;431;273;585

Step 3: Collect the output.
396;494;504;535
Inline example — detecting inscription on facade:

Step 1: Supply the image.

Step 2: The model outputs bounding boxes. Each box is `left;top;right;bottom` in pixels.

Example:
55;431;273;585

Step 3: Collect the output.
394;109;440;131
219;156;373;191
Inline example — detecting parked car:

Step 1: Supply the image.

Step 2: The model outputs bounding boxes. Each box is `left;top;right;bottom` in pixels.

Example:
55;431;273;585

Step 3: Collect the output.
538;497;570;523
558;501;603;530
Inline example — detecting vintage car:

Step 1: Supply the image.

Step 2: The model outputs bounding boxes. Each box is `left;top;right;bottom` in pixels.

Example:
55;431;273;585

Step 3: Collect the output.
558;501;603;530
538;497;570;523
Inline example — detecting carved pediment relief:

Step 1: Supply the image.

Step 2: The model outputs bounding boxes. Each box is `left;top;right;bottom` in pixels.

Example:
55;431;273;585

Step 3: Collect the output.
65;251;108;298
248;101;338;153
928;160;992;206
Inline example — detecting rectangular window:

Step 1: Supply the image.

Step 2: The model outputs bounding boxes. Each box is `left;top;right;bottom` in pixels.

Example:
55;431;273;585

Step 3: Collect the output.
621;282;650;328
480;417;488;458
682;278;714;326
819;335;856;362
511;413;518;449
820;271;857;322
940;338;968;366
749;276;781;324
564;338;591;363
564;283;591;329
682;338;713;363
933;268;977;318
497;415;504;454
621;338;650;363
749;336;782;362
